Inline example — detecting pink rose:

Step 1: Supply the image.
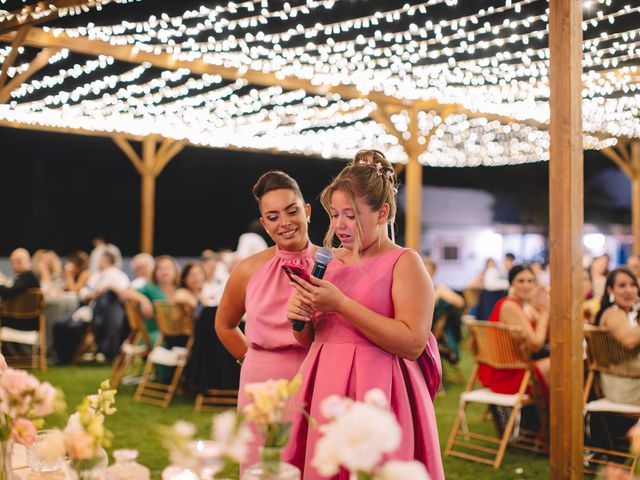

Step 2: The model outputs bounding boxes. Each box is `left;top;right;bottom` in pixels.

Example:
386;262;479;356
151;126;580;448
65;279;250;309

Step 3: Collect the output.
0;369;39;398
11;418;37;446
64;429;96;461
33;382;58;417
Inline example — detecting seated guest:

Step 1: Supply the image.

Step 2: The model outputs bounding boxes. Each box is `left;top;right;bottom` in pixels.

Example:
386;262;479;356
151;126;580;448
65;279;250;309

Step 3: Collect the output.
478;264;550;399
175;262;206;313
63;250;91;293
0;249;40;357
0;248;39;301
593;267;640;405
33;249;64;301
476;255;513;320
54;249;130;363
120;255;180;347
201;251;228;306
89;235;123;272
129;253;155;290
120;255;181;383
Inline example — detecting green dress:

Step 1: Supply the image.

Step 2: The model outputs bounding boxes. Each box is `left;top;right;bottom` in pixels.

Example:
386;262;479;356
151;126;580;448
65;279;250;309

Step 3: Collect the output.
136;283;165;348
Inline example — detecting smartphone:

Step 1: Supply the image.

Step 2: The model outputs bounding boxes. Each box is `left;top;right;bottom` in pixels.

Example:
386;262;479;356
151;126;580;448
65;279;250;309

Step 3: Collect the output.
282;264;311;284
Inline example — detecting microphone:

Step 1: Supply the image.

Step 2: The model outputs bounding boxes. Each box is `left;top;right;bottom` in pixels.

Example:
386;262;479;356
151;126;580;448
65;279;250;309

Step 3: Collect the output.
292;247;333;332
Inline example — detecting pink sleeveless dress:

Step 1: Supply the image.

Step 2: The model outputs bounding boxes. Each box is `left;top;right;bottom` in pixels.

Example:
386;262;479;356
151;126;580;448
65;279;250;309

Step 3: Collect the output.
284;248;444;480
239;243;314;467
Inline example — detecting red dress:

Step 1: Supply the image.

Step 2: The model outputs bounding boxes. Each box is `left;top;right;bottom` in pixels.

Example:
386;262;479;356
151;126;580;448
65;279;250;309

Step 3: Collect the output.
477;297;548;399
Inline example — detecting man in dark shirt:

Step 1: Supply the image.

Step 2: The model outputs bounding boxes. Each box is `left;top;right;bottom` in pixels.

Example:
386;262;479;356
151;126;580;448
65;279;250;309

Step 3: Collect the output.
0;248;39;299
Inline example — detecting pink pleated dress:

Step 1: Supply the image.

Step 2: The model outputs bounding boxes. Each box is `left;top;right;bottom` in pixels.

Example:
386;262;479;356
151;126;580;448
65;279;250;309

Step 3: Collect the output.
239;243;314;467
284;248;445;480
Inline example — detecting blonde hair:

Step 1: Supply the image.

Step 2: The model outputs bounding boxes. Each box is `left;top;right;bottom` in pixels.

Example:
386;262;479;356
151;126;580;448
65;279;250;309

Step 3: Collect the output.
320;149;398;254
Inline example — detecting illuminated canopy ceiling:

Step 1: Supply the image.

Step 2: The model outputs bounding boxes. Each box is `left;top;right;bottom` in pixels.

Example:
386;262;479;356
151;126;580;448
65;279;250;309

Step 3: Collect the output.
0;0;638;166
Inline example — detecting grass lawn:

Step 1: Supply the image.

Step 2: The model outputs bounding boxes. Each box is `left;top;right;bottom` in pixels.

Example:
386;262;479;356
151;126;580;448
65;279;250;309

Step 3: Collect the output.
33;337;549;480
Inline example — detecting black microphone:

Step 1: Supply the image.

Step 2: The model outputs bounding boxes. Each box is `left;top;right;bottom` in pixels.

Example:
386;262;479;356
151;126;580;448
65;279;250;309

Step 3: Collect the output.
292;247;333;332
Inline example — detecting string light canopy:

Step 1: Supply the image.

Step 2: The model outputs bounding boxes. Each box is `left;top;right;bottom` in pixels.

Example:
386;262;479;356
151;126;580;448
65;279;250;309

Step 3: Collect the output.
0;0;638;167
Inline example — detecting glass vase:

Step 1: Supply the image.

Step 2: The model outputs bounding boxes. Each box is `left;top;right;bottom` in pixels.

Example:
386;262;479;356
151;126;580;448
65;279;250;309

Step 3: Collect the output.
0;440;17;480
65;447;109;480
242;446;300;480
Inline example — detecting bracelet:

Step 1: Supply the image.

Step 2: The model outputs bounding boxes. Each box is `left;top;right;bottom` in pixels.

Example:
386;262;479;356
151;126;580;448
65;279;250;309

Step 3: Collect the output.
236;354;246;366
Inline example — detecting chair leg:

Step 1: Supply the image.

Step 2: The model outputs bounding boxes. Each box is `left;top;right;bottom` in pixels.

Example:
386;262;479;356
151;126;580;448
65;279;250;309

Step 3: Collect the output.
134;357;156;401
494;405;521;469
162;364;186;408
445;402;466;456
194;394;204;412
110;353;132;389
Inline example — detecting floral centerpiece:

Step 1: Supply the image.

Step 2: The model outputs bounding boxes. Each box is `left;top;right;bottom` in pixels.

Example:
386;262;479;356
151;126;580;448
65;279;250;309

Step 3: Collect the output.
0;368;64;480
312;389;430;480
157;413;251;479
241;375;304;479
38;380;116;480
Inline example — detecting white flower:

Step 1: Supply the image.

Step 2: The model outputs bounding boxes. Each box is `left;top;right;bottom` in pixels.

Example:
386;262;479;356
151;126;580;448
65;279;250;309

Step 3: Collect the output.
363;389;389;409
36;429;66;463
312;403;401;474
319;395;352;421
374;461;431;480
173;421;196;439
224;422;253;463
312;435;342;477
212;411;236;444
211;410;253;463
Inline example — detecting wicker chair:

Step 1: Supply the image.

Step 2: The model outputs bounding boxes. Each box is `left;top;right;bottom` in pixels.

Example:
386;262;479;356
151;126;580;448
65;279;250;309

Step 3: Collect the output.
134;301;194;407
583;325;640;474
445;319;547;468
110;300;152;389
0;288;46;371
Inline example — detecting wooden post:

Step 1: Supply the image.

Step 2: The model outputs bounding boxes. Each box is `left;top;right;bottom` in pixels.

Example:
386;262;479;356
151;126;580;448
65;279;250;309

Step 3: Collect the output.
548;1;584;479
405;108;422;250
112;135;185;254
141;136;157;255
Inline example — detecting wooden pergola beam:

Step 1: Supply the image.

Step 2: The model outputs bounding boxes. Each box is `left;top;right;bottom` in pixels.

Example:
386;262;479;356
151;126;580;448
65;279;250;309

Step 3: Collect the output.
111;134;184;254
0;26;30;90
602;146;634;179
112;134;144;175
0;47;59;104
548;0;584;478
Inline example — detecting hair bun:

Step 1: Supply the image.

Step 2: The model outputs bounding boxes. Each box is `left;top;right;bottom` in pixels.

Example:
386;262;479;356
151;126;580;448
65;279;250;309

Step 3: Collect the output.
350;149;395;183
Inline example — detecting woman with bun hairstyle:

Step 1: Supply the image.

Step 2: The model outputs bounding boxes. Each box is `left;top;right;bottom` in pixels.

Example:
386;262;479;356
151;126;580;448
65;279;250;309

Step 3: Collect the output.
215;170;317;467
284;150;444;480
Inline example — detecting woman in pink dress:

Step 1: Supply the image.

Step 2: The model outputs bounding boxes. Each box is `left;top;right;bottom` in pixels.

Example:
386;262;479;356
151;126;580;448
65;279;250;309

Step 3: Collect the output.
284;150;444;480
215;170;316;466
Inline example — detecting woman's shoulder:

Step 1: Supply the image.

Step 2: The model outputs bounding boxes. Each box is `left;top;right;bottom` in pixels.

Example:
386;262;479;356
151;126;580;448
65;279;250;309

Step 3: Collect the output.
230;247;277;278
600;304;627;326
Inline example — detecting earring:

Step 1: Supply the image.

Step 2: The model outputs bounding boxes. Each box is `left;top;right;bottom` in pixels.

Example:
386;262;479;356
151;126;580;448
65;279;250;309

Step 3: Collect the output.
377;224;382;248
609;293;615;303
306;217;311;224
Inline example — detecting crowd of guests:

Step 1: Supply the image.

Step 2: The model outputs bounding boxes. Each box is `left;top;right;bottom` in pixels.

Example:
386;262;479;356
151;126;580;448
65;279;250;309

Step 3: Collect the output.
0;235;264;365
465;250;640;461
